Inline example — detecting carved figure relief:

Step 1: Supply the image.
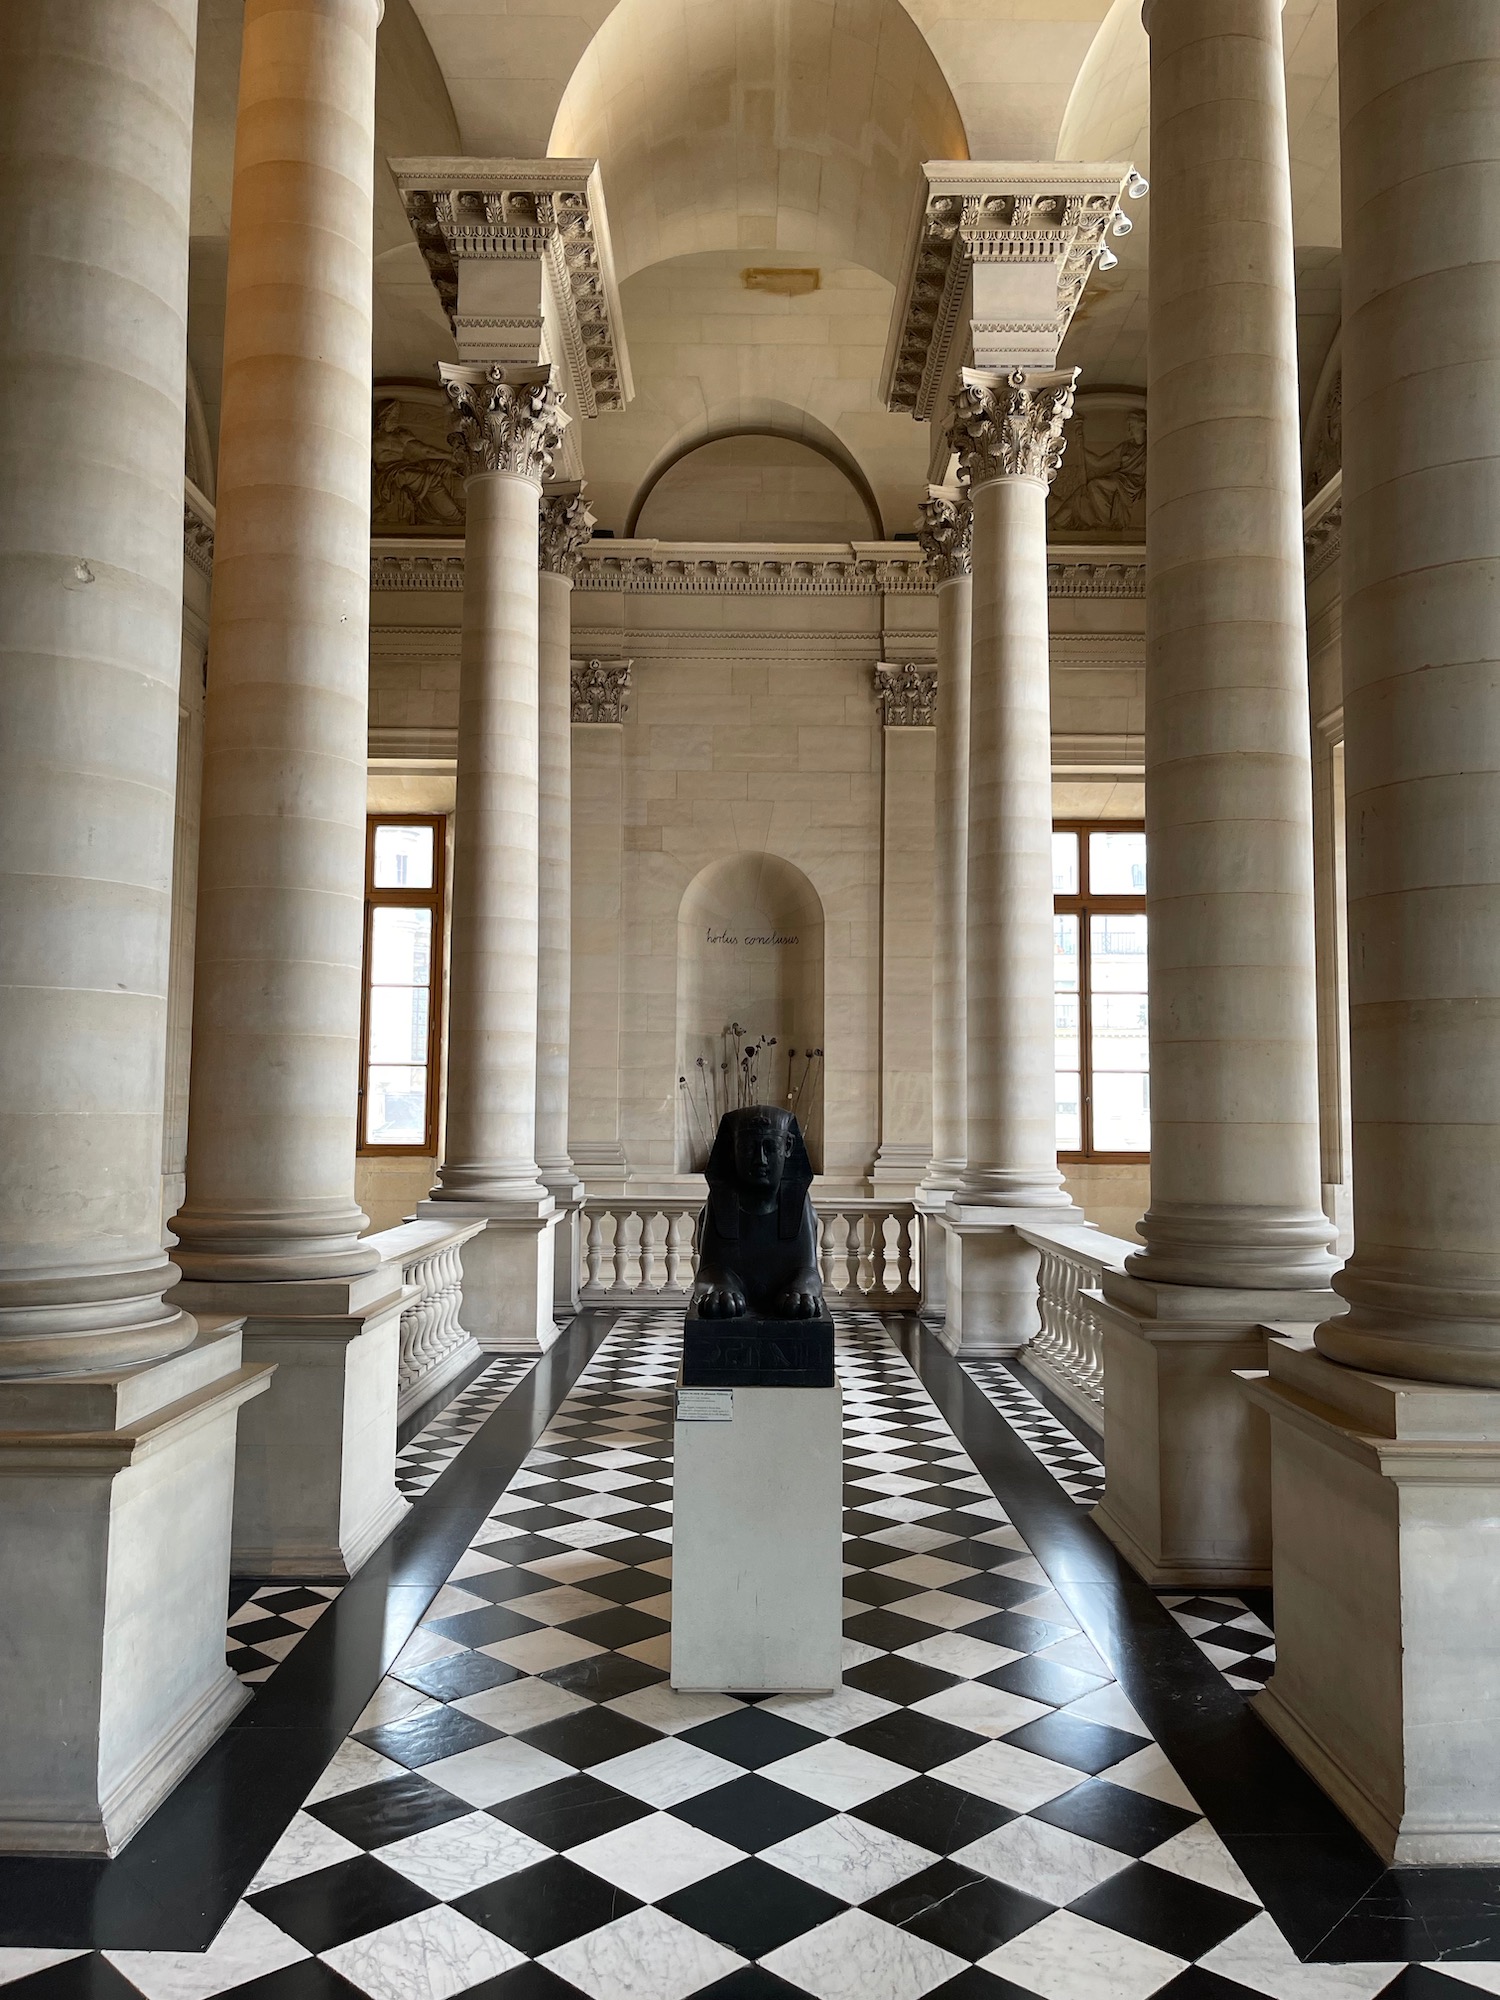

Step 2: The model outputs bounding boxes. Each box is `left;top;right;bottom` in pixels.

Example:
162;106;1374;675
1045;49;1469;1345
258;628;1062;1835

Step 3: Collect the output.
371;387;468;531
1049;390;1148;541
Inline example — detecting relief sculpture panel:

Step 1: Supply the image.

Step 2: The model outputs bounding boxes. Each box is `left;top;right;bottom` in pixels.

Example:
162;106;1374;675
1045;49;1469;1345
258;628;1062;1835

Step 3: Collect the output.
1049;388;1147;542
371;383;467;532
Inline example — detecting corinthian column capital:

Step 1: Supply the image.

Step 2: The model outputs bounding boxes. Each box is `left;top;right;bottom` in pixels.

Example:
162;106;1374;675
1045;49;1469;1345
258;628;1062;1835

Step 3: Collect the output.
538;485;596;575
916;484;972;583
440;363;568;484
950;365;1078;488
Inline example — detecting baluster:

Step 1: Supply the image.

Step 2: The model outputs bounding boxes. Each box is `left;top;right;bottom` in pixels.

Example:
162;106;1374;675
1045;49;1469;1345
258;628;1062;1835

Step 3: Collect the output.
665;1210;692;1293
642;1211;667;1292
856;1213;877;1296
620;1209;645;1293
585;1211;605;1294
818;1212;838;1296
842;1213;862;1297
894;1213;913;1302
601;1209;622;1295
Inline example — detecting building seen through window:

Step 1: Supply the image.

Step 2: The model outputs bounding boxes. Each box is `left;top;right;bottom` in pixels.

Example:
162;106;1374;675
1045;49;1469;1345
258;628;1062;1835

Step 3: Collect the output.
359;817;444;1153
1054;825;1148;1160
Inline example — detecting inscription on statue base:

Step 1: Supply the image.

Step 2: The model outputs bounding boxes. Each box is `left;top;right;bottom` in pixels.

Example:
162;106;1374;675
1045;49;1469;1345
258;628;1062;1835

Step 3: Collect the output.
682;1315;835;1388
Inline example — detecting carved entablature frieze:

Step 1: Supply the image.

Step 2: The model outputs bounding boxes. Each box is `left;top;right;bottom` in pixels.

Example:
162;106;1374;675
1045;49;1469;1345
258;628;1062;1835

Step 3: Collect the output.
571;657;633;723
391;159;631;417
882;164;1138;420
874;663;937;727
1047;556;1145;599
915;486;972;582
1304;475;1343;583
183;490;215;578
539;486;595;576
441;364;567;484
950;367;1078;488
573;546;931;595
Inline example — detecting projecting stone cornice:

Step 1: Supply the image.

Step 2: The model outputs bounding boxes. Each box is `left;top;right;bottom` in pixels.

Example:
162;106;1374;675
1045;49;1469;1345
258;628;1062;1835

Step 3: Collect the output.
881;161;1139;420
183;479;215;577
390;157;632;417
1304;470;1342;583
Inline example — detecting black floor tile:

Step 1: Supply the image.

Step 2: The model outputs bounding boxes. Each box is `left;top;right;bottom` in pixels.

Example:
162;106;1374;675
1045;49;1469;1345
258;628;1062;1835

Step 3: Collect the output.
865;1858;1054;1959
946;1571;1053;1613
0;1961;144;1999
693;1968;816;1999
669;1774;837;1851
540;1651;667;1702
395;1650;525;1701
421;1603;546;1648
474;1534;578;1567
842;1536;914;1570
474;1964;591;1999
1031;1778;1199;1857
557;1567;667;1606
979;1656;1106;1708
1371;1972;1492;1998
453;1855;642;1956
459;1568;566;1607
578;1536;674;1568
659;1855;844;1957
354;1705;501;1770
518;1706;661;1768
219;1961;368;1998
679;1708;825;1771
928;1969;1046;2000
842;1709;988;1773
308;1771;474;1849
488;1772;653;1850
852;1774;1017;1855
842;1571;926;1609
1001;1712;1148;1777
555;1605;670;1650
1155;1972;1288;1999
841;1607;942;1652
247;1854;436;1954
843;1655;960;1707
960;1610;1073;1656
1069;1860;1260;1960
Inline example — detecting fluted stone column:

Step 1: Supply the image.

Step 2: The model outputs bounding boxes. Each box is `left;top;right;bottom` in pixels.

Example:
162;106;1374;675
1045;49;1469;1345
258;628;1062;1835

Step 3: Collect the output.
916;487;972;1319
537;488;591;1313
421;367;564;1350
1092;0;1339;1592
1244;0;1500;1863
0;0;270;1852
940;370;1077;1355
171;0;407;1580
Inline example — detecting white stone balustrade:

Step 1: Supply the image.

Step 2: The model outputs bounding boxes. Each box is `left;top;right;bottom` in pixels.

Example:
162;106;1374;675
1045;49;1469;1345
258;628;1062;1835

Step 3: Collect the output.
1015;1222;1134;1425
367;1218;488;1418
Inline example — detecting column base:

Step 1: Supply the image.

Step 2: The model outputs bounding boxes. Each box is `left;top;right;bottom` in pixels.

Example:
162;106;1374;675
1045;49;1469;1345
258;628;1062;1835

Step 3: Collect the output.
1242;1344;1500;1863
937;1203;1073;1356
418;1198;561;1352
174;1272;410;1579
0;1322;272;1854
1090;1272;1340;1588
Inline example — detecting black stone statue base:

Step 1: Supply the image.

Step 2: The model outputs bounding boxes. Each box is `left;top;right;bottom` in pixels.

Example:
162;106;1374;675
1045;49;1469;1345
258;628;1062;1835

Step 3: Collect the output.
681;1313;835;1389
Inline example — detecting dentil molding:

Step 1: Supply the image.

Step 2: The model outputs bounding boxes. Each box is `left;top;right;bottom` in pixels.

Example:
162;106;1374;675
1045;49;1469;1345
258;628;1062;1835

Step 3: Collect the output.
874;663;938;727
442;365;567;483
950;366;1078;487
571;657;632;723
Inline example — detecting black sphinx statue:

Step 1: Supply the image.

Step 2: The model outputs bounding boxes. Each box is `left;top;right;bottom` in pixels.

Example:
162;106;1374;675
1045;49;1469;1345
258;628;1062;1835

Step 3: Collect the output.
683;1106;834;1388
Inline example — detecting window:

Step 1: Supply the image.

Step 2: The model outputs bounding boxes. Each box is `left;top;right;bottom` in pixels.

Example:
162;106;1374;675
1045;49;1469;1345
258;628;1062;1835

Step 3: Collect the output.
359;817;445;1154
1054;824;1149;1160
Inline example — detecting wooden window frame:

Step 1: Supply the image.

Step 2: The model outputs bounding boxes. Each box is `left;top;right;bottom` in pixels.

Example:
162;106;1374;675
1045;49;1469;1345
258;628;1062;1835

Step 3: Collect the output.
1055;819;1148;1165
358;814;446;1157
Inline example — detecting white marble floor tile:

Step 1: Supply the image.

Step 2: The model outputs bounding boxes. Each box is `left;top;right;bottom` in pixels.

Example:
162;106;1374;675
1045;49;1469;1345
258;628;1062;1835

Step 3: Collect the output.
603;1685;743;1735
762;1813;936;1904
502;1584;619;1626
520;1550;624;1583
0;1954;87;1988
423;1585;491;1622
759;1739;912;1810
869;1523;961;1554
322;1903;523;2000
392;1628;466;1676
981;1908;1186;2000
1145;1821;1262;1904
103;1906;307;2000
1198;1911;1399;1999
445;1550;505;1582
1059;1683;1147;1733
537;1905;744;2000
245;1812;363;1892
760;1907;965;2000
376;1811;550;1898
417;1737;574;1808
568;1811;743;1900
930;1740;1084;1812
303;1741;406;1805
538;1519;637;1551
891;1589;997;1631
912;1681;1050;1737
1099;1744;1200;1811
840;1637;885;1671
874;1555;979;1588
354;1680;442;1733
955;1814;1134;1903
452;1677;589;1734
1031;1632;1110;1675
894;1632;1023;1679
759;1686;898;1736
590;1737;743;1808
481;1629;604;1674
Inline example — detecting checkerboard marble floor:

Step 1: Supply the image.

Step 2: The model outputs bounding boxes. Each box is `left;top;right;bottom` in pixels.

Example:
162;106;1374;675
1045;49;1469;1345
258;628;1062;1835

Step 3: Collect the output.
961;1360;1106;1509
1163;1595;1277;1697
6;1312;1497;1998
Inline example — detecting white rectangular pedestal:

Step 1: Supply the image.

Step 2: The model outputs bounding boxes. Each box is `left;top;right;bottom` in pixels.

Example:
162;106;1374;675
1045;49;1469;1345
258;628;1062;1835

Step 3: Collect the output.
419;1201;561;1351
1242;1344;1500;1863
939;1205;1072;1356
0;1323;272;1854
671;1382;842;1694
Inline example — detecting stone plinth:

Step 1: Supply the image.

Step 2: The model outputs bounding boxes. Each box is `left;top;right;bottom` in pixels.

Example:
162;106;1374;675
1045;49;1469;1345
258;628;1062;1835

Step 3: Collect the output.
175;1274;409;1578
672;1382;842;1694
940;1205;1072;1357
419;1200;562;1354
682;1314;835;1388
1243;1342;1500;1863
0;1323;271;1854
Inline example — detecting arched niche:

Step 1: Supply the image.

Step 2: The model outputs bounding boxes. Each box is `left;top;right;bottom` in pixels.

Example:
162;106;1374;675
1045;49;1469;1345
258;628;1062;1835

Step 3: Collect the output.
635;433;879;544
677;854;825;1173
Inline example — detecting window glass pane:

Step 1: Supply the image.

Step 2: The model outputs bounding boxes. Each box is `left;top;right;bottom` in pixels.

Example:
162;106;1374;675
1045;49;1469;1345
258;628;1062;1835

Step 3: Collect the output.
369;985;430;1065
1052;831;1079;896
370;905;432;986
1056;1074;1082;1152
1090;911;1147;992
1093;1071;1150;1152
1089;829;1146;895
365;1065;428;1145
373;822;435;889
1054;913;1080;993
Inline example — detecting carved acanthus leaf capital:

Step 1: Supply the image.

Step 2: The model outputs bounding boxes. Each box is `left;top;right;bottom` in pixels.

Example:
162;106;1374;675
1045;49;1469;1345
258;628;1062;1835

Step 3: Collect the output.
539;487;595;575
874;663;937;727
440;364;568;484
950;366;1078;488
571;657;632;723
916;486;971;582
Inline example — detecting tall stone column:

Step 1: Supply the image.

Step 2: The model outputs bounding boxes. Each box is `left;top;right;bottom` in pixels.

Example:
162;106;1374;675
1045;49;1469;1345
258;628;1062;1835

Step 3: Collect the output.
0;0;269;1851
916;487;972;1319
1244;0;1500;1863
421;368;565;1350
171;0;407;1580
941;370;1078;1355
1091;0;1338;1592
536;486;592;1312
